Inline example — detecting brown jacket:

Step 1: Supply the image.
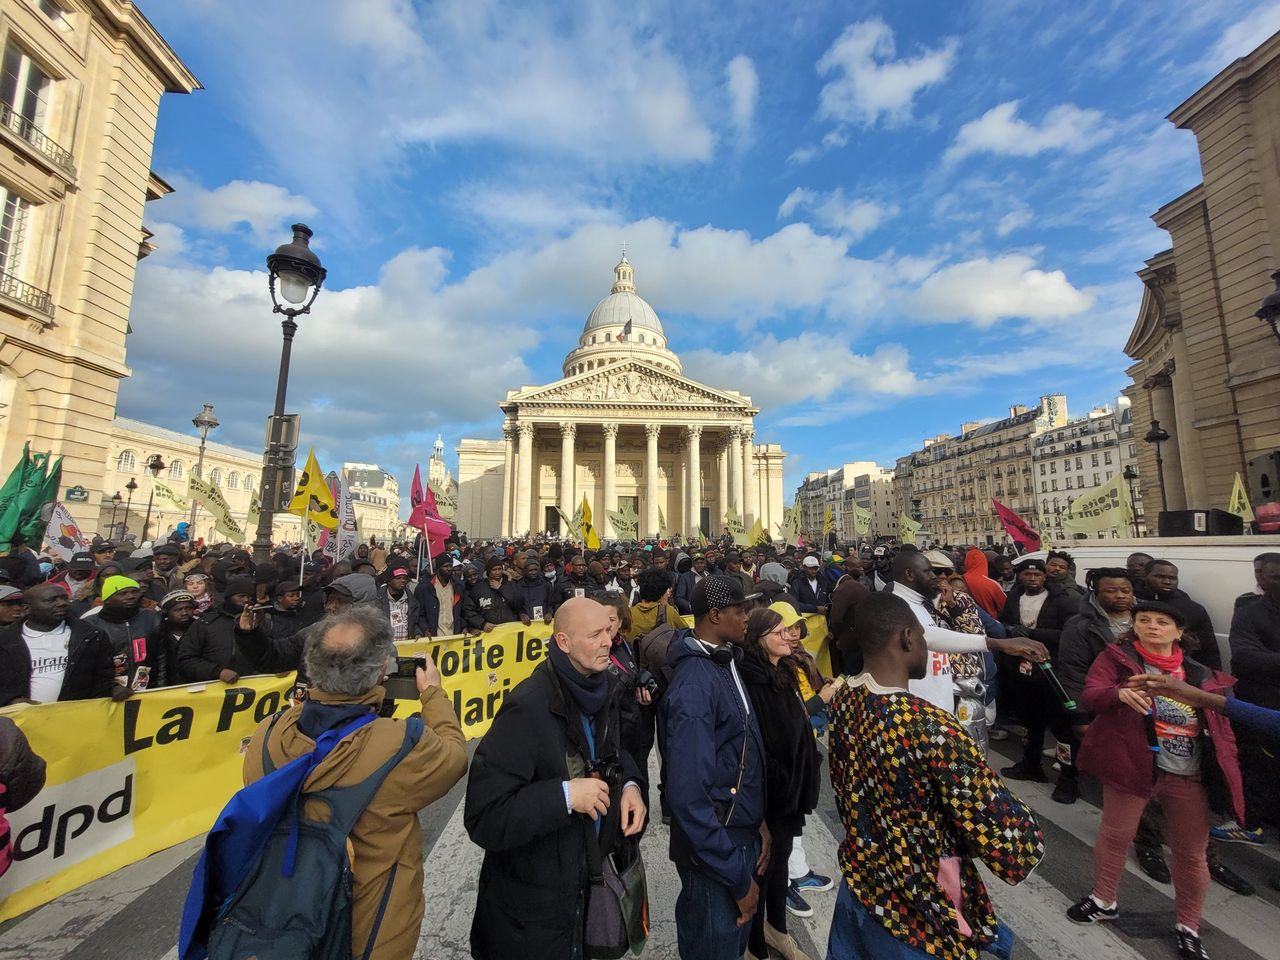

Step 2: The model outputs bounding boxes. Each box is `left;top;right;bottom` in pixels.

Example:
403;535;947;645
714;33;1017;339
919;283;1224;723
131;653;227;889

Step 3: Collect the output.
244;684;467;960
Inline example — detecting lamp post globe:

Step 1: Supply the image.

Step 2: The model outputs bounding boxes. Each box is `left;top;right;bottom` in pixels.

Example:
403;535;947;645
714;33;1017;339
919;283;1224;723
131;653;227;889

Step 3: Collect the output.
190;403;219;541
254;224;327;563
1143;419;1170;514
141;455;166;543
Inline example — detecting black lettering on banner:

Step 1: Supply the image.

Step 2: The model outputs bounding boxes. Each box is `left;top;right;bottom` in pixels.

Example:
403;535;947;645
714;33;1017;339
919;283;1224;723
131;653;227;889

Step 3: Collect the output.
217;687;256;732
14;774;133;862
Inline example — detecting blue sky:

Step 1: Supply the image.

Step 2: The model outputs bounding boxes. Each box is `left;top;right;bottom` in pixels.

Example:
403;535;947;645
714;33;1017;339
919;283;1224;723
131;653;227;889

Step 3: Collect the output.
121;0;1280;513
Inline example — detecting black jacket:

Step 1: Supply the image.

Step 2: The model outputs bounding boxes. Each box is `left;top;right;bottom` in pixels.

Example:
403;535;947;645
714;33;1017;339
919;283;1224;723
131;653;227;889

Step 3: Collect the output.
463;581;520;630
79;606;172;690
506;577;555;619
465;659;640;960
1150;587;1221;671
998;585;1076;652
553;574;596;610
376;583;422;638
1230;593;1280;710
1058;597;1127;724
0;716;46;811
738;649;819;831
414;575;465;636
790;574;830;614
175;604;285;682
673;570;706;615
0;618;115;705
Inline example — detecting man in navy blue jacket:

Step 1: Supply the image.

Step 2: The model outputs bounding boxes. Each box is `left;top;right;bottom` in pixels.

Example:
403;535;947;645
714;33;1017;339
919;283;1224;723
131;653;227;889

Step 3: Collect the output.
661;575;766;960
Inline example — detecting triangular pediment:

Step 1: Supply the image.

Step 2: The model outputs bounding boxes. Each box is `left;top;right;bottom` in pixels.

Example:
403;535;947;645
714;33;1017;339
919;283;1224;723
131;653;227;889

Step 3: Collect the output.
508;359;754;410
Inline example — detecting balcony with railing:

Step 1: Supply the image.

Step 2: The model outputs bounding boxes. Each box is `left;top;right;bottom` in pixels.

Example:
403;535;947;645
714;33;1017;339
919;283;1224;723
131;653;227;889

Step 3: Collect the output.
0;100;74;176
0;265;54;319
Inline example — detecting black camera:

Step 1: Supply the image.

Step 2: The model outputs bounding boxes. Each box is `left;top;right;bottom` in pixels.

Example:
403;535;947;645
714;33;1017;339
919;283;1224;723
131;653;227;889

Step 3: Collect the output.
383;655;426;701
588;755;624;789
636;669;660;699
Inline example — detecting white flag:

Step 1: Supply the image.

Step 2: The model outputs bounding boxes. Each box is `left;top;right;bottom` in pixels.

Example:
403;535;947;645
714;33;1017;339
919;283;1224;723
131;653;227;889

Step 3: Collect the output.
322;475;360;562
43;502;89;561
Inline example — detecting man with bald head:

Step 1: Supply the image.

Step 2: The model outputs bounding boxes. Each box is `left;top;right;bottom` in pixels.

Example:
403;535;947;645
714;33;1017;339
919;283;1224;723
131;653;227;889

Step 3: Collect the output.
0;584;117;705
467;596;646;959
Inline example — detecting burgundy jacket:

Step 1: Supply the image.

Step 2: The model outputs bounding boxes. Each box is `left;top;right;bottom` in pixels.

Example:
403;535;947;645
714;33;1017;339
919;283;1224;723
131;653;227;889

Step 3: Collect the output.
1079;643;1245;824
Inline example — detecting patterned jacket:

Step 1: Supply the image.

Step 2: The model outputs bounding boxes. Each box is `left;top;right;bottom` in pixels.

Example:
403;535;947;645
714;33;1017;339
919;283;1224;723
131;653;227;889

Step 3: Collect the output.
829;676;1044;960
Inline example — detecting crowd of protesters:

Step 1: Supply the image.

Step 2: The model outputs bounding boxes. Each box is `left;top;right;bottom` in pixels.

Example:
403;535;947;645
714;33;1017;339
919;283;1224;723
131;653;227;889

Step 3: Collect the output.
2;523;1279;960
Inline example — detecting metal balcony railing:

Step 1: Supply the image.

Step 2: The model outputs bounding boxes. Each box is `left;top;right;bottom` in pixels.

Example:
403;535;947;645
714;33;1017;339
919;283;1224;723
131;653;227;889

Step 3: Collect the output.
0;266;54;318
0;101;74;175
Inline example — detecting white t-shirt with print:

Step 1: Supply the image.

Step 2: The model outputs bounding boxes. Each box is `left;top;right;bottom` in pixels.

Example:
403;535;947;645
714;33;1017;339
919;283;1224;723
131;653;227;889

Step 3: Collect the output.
24;622;72;703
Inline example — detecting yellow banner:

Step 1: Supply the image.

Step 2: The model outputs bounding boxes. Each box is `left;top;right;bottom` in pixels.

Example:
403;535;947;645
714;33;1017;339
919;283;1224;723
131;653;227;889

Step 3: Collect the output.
898;513;921;544
850;503;872;536
150;478;190;513
187;474;246;543
1060;472;1132;536
0;675;294;922
1228;471;1253;521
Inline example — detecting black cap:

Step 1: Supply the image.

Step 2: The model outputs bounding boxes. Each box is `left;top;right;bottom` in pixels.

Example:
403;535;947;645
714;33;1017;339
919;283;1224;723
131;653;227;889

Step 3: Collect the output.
94;541;116;552
1015;557;1047;573
274;579;304;597
69;552;95;570
224;576;255;599
153;544;180;557
690;574;760;615
1131;600;1187;628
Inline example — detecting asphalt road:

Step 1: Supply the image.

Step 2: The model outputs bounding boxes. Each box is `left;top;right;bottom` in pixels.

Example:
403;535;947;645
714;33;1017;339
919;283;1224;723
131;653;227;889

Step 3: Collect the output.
2;735;1277;960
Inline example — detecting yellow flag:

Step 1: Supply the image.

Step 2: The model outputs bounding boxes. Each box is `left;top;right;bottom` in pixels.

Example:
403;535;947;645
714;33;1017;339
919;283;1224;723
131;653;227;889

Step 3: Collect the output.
822;506;834;535
748;517;769;545
1228;472;1253;521
657;505;668;539
898;513;921;544
1060;473;1132;536
725;505;748;546
287;448;338;529
580;494;600;549
850;503;872;536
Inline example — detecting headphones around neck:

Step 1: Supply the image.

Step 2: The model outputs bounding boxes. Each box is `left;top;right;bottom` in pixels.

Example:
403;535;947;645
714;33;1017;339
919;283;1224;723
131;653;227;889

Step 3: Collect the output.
710;642;742;668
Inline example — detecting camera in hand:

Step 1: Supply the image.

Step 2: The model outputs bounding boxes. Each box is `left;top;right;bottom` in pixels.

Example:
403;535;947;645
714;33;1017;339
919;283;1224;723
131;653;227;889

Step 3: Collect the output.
588;754;624;789
636;669;660;699
383;655;426;701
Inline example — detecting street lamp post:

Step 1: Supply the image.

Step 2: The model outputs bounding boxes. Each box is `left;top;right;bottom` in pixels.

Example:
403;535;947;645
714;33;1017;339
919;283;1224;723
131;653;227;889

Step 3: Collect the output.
108;491;122;537
1143;420;1170;514
1122;465;1140;537
122;479;138;539
189;404;220;541
252;224;327;564
1255;269;1280;345
141;455;166;543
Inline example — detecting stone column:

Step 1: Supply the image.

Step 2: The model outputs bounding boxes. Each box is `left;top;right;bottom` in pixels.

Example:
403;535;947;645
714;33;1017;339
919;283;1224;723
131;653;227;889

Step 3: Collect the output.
717;438;729;536
673;438;687;539
515;423;534;535
728;426;743;518
559;422;576;534
645;424;660;538
742;425;760;527
686;425;703;537
602;422;618;539
501;420;515;536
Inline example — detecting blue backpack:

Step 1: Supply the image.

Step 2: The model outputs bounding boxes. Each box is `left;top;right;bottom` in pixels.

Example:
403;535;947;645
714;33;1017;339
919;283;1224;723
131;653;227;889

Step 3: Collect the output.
179;710;423;960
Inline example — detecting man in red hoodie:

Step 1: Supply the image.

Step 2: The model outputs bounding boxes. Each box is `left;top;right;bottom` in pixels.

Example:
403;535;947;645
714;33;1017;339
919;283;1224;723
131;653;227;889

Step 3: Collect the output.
963;548;1007;619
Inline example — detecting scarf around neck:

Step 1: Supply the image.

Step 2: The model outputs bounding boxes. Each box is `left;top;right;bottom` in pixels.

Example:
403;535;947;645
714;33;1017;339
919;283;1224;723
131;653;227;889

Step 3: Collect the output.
548;638;610;716
1135;641;1184;675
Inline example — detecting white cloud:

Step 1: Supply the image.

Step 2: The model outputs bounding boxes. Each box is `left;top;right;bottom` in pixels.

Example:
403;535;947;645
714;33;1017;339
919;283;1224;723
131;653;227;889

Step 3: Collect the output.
995;208;1032;236
816;19;958;127
155;178;317;244
944;100;1111;164
777;187;897;241
451;183;621;238
1208;3;1280;66
909;254;1094;326
725;55;759;139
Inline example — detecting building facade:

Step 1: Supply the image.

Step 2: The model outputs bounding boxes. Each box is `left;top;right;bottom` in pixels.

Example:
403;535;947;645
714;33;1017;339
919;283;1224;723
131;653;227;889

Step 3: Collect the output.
0;1;197;527
343;462;401;543
1123;32;1280;519
456;256;786;539
892;396;1068;545
1032;398;1145;540
426;434;457;520
793;461;894;543
99;417;299;544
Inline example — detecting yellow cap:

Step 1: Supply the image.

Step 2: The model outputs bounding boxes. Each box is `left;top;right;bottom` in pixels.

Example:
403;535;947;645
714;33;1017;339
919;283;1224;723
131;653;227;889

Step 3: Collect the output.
768;601;803;628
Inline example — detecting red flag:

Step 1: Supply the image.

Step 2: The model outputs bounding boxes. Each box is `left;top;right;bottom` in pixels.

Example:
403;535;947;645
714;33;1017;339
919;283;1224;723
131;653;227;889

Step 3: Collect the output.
991;498;1041;552
410;465;424;511
409;481;450;557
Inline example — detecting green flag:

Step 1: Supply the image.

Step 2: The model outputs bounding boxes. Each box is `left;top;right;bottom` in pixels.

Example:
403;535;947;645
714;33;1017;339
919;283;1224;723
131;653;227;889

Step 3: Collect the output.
0;443;32;529
0;448;47;551
18;455;62;544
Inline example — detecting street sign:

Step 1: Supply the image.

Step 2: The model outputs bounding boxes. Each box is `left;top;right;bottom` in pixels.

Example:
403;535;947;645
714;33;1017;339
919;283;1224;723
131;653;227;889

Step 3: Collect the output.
65;485;89;503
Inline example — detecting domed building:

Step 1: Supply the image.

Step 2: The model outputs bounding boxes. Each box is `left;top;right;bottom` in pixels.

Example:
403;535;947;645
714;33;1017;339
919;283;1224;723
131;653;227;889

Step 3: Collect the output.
455;256;786;539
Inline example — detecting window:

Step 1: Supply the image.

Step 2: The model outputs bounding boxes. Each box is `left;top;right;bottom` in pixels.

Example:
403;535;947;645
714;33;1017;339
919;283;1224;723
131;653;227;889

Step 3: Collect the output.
1091;453;1099;467
1039;463;1045;475
227;472;239;489
1041;481;1047;492
1051;480;1058;491
1128;443;1136;458
638;334;645;343
117;450;136;472
605;332;611;341
1075;456;1082;470
1;42;52;130
1065;477;1073;490
0;187;32;282
1093;473;1101;486
1050;462;1056;474
168;460;184;480
1104;451;1112;465
37;0;65;20
209;467;222;486
244;474;255;491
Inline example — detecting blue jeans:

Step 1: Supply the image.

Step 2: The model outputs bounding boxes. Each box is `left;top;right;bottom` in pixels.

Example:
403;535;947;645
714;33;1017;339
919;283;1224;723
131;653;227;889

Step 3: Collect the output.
827;882;1014;960
675;860;752;960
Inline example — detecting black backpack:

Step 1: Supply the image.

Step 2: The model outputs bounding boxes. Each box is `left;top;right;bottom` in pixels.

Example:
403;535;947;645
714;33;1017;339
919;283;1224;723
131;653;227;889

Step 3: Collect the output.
636;604;679;694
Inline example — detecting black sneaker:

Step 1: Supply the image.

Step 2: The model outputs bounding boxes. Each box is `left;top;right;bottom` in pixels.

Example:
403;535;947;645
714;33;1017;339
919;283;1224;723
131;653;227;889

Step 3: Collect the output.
1000;761;1048;783
1136;847;1171;884
1067;895;1118;924
1209;860;1255;896
1051;778;1079;805
1176;927;1210;960
785;883;813;918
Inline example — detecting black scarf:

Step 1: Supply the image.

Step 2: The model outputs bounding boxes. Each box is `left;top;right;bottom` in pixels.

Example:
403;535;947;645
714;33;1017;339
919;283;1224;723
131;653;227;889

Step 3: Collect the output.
548;639;610;716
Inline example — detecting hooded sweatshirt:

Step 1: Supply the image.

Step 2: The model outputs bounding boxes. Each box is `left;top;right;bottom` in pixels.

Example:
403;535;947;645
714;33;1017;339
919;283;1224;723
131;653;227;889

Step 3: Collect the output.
962;549;1007;619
